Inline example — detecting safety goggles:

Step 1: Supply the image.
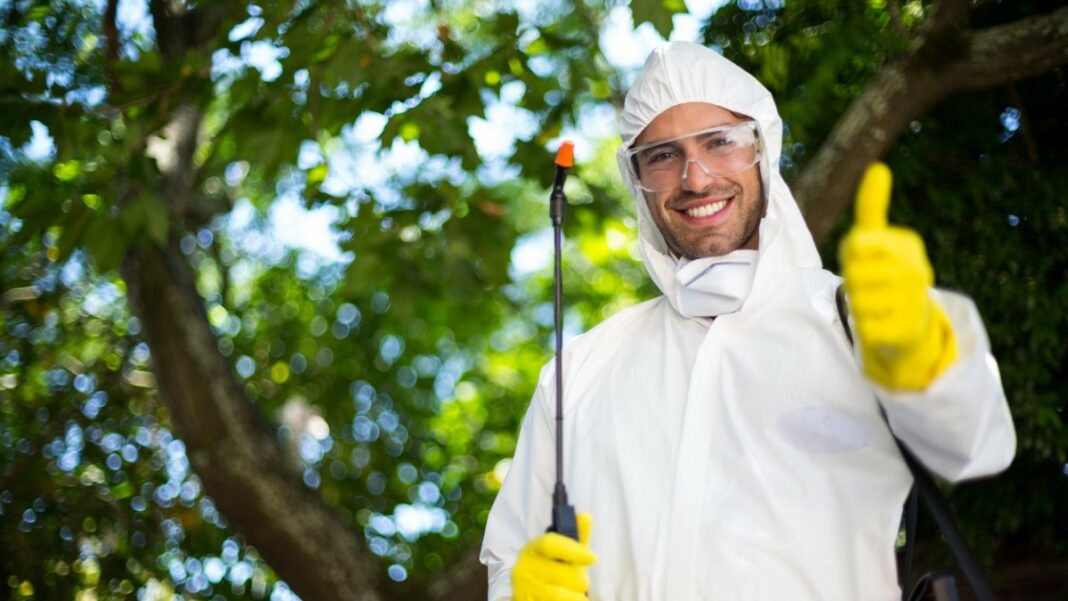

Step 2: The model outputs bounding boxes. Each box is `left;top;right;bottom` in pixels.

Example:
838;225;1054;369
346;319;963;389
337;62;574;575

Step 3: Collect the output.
625;121;761;193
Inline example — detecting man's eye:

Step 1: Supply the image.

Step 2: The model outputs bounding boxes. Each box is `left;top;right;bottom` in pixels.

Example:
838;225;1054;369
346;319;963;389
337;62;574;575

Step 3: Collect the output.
643;150;677;166
704;136;735;150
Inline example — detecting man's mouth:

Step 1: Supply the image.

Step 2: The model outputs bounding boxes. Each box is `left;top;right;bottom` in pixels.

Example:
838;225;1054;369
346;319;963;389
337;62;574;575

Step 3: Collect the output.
679;197;731;219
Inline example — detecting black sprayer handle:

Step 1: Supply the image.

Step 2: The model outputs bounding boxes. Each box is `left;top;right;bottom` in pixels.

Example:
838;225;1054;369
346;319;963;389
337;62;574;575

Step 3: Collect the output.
548;141;578;541
550;483;579;540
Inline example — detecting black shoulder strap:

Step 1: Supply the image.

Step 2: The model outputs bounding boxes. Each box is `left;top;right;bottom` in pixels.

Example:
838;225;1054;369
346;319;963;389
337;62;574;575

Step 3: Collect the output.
834;284;997;601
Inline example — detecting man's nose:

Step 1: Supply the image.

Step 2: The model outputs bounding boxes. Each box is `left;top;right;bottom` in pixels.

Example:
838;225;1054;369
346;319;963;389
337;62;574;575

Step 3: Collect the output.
680;159;716;192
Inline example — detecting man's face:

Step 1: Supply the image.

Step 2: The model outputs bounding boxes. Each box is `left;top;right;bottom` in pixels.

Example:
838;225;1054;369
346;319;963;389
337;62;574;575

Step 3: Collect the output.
633;102;765;259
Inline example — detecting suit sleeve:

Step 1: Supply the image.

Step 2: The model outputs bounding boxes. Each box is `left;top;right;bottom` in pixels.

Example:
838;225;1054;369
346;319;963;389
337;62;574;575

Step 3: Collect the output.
480;366;557;601
873;289;1016;482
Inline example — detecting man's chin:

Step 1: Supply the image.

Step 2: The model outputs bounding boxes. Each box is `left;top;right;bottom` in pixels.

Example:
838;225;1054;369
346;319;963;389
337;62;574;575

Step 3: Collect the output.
669;226;759;259
675;246;731;260
669;235;736;260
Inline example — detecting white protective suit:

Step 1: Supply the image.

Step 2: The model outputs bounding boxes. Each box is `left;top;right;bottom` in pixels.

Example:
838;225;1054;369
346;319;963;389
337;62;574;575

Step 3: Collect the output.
480;42;1016;601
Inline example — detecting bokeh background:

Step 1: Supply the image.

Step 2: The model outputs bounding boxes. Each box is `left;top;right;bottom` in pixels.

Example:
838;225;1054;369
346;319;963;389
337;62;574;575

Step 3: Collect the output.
1;0;1066;599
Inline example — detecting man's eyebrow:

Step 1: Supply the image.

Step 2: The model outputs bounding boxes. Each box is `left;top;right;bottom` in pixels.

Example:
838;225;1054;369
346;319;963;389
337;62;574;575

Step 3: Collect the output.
694;129;735;143
636;140;677;157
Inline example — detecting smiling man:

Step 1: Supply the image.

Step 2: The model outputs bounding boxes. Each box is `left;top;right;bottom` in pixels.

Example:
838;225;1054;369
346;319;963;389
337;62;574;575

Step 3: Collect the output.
480;42;1015;601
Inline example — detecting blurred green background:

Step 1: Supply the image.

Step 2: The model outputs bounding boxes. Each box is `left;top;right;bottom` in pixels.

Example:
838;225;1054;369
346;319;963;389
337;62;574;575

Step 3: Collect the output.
1;0;1066;599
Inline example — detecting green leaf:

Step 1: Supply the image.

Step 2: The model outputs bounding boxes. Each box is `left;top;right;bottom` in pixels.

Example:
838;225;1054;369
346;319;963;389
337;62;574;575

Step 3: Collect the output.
53;161;82;182
631;0;687;39
399;122;420;142
307;164;329;185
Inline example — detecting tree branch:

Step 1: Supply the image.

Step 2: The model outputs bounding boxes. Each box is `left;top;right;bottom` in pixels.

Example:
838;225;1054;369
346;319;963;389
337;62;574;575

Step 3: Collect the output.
797;5;1068;246
149;0;242;63
941;5;1068;93
148;0;188;62
795;61;943;244
103;0;121;93
922;0;970;34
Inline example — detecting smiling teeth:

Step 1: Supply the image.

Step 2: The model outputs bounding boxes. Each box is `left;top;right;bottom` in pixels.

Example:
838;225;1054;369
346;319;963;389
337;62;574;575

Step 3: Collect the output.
685;200;727;217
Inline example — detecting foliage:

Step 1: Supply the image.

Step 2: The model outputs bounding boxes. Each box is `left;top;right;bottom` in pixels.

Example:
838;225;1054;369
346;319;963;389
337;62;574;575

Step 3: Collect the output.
0;0;640;598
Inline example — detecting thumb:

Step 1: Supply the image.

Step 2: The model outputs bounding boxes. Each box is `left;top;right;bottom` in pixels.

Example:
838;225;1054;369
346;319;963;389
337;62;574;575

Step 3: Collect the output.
855;162;892;231
577;512;593;548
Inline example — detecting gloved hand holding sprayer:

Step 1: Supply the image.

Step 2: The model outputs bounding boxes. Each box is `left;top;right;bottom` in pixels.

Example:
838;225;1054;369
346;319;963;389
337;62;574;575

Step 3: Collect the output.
511;512;595;601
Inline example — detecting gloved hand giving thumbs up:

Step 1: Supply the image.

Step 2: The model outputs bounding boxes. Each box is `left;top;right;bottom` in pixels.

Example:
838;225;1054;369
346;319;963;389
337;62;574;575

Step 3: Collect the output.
839;163;958;391
512;512;596;601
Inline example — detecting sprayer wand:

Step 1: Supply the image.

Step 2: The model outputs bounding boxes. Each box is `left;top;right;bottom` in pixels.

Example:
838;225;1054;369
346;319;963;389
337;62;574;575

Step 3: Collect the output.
549;140;578;540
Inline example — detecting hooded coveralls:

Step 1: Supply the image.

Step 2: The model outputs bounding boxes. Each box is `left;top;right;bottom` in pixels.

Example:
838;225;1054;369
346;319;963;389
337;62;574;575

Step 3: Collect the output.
480;42;1016;601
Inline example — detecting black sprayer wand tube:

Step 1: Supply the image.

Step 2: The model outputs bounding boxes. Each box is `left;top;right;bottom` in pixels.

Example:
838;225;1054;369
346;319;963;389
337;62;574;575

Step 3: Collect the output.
549;141;578;540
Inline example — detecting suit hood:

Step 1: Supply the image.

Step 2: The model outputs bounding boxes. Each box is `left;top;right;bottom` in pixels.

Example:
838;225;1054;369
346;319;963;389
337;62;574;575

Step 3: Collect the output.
616;42;821;312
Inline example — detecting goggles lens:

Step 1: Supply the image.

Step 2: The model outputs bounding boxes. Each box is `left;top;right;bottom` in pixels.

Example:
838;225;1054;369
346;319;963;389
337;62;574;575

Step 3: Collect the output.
627;121;760;192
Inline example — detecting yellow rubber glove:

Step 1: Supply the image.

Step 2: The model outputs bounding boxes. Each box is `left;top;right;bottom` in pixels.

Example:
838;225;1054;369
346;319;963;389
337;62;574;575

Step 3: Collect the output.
512;513;596;601
839;162;958;391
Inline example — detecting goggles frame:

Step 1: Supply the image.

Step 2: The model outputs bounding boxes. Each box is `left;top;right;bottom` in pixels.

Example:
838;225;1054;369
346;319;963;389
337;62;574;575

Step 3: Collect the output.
625;121;762;193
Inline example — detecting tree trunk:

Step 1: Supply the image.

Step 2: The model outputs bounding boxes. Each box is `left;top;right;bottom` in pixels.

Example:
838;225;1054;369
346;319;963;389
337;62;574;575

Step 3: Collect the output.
117;2;386;599
426;551;489;601
122;240;385;601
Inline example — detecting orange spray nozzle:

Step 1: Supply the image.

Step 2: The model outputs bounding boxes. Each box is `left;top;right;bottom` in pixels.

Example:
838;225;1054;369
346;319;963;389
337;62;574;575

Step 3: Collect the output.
555;141;574;169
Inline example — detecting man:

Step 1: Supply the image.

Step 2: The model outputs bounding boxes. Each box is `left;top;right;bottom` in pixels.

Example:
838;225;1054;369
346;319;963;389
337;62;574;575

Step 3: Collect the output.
480;42;1015;601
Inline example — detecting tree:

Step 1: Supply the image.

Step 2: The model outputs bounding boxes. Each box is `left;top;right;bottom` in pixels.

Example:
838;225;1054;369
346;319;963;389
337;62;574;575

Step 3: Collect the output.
1;1;625;598
2;0;1066;600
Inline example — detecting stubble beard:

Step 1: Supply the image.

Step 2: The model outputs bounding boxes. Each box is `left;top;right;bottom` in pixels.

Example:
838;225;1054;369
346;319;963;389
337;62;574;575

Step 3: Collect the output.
652;182;765;260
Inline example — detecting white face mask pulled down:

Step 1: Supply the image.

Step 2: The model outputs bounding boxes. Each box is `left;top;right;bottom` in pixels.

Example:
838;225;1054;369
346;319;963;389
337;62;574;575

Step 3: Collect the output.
673;249;759;318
